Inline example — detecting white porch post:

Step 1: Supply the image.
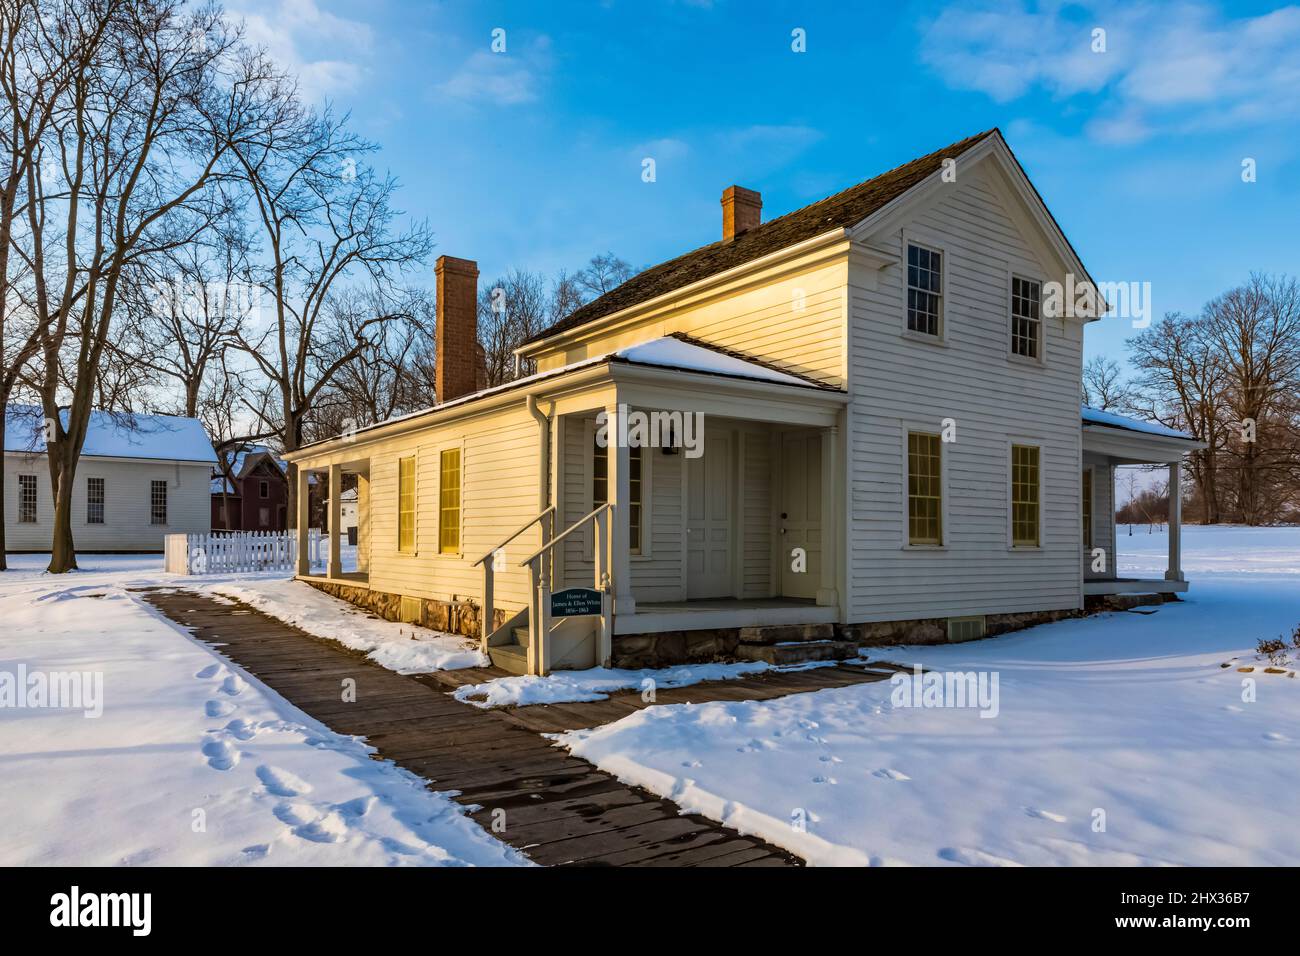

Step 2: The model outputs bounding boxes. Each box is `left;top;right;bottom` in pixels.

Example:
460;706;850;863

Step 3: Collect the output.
355;472;370;572
816;424;839;607
295;466;312;576
607;402;636;616
327;463;343;578
1166;461;1183;582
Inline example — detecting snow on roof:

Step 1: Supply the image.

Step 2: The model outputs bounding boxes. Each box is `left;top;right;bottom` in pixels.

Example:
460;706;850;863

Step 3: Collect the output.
1081;405;1196;441
612;336;818;387
295;335;832;452
5;404;217;463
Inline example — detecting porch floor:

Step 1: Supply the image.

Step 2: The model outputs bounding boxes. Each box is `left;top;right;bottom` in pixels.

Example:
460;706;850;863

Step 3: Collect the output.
617;597;836;635
1085;576;1189;596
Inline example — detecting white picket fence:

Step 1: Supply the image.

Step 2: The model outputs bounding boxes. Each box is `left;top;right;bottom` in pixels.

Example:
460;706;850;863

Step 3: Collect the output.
164;529;323;575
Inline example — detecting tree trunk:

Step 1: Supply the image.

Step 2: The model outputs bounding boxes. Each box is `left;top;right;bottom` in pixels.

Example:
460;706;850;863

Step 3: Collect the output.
47;455;78;573
0;416;7;571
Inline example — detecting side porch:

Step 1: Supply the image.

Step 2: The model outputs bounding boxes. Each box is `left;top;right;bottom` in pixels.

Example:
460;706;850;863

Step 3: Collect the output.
1081;410;1207;599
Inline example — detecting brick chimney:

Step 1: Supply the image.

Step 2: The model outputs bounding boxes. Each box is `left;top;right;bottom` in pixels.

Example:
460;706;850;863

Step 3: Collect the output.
435;255;479;404
721;185;761;242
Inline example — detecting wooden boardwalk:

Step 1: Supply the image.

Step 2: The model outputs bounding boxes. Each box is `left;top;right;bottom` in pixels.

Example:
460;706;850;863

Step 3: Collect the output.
140;589;893;867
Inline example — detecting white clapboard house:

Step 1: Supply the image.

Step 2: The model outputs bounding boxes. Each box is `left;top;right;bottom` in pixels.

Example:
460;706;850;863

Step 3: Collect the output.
4;405;217;552
283;129;1206;675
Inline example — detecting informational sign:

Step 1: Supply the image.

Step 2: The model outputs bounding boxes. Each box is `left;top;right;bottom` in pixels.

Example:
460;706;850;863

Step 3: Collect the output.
550;587;602;618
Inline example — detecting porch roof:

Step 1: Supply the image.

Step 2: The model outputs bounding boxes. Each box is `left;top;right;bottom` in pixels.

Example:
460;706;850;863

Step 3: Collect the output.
1082;405;1206;465
287;336;843;461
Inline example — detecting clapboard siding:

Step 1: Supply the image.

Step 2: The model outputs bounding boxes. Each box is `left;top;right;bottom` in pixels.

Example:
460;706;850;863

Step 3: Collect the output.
534;259;848;388
363;403;541;611
846;164;1085;620
4;454;210;551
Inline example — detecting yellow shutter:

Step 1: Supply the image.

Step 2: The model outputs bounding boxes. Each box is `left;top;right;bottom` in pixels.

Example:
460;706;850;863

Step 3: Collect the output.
439;447;461;554
397;456;416;553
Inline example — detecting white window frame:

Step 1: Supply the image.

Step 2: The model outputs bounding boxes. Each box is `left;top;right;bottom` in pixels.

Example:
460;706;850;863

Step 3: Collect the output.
86;475;105;525
899;423;949;550
902;235;946;343
1006;439;1044;550
1008;270;1046;365
150;479;168;526
17;474;37;523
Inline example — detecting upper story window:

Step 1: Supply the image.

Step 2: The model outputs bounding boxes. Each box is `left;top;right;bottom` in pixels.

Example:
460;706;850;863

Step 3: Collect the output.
906;242;943;336
150;480;168;525
18;474;37;523
259;479;269;498
1011;276;1042;359
87;477;105;525
398;456;416;553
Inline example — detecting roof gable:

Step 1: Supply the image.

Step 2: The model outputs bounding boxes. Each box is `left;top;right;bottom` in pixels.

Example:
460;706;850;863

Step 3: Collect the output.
522;129;999;347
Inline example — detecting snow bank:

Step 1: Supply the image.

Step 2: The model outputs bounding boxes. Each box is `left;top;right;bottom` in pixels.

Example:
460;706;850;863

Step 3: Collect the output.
201;578;489;673
453;659;797;708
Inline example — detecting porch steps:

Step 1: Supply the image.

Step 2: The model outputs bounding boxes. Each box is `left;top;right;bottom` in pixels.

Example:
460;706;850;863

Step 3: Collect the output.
485;627;532;676
734;624;856;666
735;639;858;666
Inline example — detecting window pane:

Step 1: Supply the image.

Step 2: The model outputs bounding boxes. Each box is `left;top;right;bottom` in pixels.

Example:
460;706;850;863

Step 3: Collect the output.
1011;277;1041;358
1082;469;1093;550
906;245;942;336
18;474;37;523
87;477;104;524
629;446;643;555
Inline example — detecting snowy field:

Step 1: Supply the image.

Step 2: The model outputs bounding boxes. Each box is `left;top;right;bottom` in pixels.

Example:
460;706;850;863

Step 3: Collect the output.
559;526;1300;866
0;554;524;867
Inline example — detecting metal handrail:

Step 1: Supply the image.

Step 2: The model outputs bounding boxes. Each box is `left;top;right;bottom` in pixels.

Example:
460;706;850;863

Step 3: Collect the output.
473;505;556;567
517;503;612;567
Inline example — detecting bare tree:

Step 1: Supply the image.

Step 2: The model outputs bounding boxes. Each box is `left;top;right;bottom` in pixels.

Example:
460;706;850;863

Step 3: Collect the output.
575;252;634;299
231;107;433;527
479;268;546;385
1128;313;1230;524
1082;355;1139;412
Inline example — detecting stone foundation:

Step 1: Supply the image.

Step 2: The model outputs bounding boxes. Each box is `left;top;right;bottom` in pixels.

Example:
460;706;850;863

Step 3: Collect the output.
303;579;507;639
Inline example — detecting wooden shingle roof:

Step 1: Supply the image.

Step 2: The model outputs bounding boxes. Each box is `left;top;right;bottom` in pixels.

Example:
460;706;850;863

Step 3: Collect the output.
524;128;999;346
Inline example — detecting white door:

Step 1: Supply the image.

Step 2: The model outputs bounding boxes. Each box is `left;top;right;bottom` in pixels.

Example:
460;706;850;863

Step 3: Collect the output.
686;429;733;599
780;432;822;599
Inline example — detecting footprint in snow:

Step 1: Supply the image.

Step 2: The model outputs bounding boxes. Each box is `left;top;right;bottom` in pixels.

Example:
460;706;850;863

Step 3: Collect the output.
1263;732;1288;742
219;674;246;696
205;699;236;718
681;759;702;768
938;846;1023;867
256;765;313;797
1023;807;1067;823
223;718;259;741
873;768;911;781
273;801;316;827
202;738;239;771
819;754;843;764
241;843;272;860
292;811;348;844
334;796;375;819
812;775;837;784
195;663;223;680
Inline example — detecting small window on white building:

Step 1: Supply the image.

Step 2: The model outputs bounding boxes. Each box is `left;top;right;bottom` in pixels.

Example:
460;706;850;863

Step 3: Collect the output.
150;480;168;526
1011;276;1042;359
87;477;105;524
906;243;942;336
18;474;37;523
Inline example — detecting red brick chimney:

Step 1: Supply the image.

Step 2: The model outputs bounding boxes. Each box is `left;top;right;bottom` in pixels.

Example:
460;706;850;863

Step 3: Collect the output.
435;255;479;404
721;185;761;242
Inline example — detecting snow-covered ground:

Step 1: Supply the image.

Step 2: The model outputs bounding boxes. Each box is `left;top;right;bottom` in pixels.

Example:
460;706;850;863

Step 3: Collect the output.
558;526;1300;867
453;660;833;708
0;554;525;866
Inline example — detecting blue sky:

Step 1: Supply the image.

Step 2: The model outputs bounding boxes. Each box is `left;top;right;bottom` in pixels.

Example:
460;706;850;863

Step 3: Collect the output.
229;0;1300;363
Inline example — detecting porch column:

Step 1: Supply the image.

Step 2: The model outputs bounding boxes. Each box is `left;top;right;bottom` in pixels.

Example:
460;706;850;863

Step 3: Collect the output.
1166;461;1183;582
327;463;343;578
355;472;370;573
817;424;840;607
606;402;636;616
295;466;312;576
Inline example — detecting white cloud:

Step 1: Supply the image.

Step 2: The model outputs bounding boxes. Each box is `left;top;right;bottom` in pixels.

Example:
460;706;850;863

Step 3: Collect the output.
920;1;1300;142
436;36;553;106
227;0;373;100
